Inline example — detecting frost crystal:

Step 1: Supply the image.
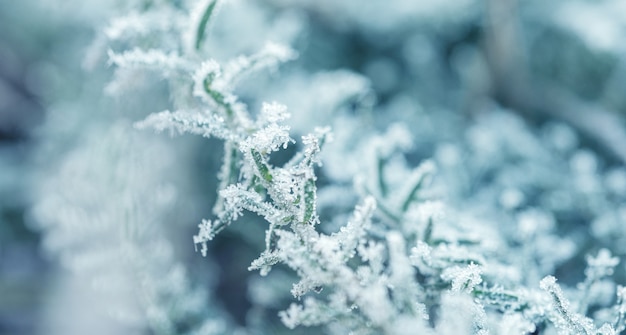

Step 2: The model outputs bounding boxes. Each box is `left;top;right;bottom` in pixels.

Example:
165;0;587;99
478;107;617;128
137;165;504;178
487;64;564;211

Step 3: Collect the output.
260;101;291;124
107;48;190;73
193;219;215;257
541;276;597;335
441;263;483;293
242;123;293;154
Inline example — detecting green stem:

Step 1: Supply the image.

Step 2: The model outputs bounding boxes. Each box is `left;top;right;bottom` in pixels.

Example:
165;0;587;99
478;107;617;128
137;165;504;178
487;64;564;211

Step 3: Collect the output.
400;173;429;213
303;178;316;224
195;0;218;50
422;217;433;244
203;77;235;118
376;153;387;197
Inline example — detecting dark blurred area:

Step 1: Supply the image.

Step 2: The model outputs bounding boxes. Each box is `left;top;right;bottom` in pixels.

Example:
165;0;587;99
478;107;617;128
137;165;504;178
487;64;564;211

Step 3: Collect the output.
1;2;53;334
0;1;51;141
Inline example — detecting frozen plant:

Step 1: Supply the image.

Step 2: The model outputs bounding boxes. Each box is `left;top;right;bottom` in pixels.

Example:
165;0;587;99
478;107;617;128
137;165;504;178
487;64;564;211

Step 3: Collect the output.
29;1;242;334
33;122;229;335
112;1;626;334
28;0;626;334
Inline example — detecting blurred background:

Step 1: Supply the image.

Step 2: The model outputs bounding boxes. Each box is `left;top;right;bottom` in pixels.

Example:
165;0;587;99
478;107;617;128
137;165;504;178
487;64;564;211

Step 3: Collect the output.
2;0;626;334
1;2;56;333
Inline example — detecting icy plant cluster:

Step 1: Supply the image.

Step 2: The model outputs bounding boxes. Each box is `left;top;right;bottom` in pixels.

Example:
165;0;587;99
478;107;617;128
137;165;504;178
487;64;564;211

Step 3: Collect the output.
30;0;626;334
33;124;227;335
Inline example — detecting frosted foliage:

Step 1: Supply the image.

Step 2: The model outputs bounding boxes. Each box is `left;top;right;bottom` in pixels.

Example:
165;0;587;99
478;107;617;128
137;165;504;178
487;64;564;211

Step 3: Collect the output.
410;241;432;271
540;276;615;335
436;293;485;335
107;48;190;73
193;220;215;257
260;101;290;124
498;314;536;334
33;124;226;334
410;200;444;226
192;60;221;99
441;263;483;293
135;110;237;141
32;0;626;334
241;122;292;154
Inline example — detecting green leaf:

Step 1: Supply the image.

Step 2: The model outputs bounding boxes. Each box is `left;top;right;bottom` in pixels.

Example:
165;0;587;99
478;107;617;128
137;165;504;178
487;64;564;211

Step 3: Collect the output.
195;0;218;50
251;148;273;183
